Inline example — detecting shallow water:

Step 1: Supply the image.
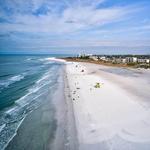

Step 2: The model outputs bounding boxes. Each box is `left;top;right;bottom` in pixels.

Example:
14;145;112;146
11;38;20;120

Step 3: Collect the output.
0;55;65;150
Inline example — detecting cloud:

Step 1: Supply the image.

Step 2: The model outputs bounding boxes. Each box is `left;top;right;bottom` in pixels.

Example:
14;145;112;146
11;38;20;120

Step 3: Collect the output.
0;0;141;34
0;0;150;50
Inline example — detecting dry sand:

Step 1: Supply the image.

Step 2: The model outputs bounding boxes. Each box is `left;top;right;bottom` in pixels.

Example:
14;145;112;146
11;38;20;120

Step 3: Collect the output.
65;62;150;150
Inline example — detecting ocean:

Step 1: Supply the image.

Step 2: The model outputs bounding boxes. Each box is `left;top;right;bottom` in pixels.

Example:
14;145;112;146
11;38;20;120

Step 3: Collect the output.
0;55;66;150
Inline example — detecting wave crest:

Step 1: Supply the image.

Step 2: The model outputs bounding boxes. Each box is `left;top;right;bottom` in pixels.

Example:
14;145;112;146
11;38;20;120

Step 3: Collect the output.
0;74;25;90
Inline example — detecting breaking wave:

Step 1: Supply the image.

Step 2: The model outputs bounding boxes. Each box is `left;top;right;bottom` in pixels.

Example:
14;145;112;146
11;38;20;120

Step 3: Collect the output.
0;74;25;91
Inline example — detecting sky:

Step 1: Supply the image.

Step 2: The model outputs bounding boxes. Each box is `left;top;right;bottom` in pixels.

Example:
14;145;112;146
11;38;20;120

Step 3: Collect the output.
0;0;150;54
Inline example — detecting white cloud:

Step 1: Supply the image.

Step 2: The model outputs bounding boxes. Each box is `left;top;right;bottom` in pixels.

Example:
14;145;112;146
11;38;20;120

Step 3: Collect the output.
0;0;149;49
0;0;140;34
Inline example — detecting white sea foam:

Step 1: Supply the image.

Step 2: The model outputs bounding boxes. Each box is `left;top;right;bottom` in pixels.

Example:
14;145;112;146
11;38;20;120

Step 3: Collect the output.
0;74;24;89
5;107;18;114
36;73;49;84
3;117;26;150
9;75;24;82
16;70;52;105
46;57;66;62
39;57;66;63
26;58;31;61
0;124;6;133
16;92;45;108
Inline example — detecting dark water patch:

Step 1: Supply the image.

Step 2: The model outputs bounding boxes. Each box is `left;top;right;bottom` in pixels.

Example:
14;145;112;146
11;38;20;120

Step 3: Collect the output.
0;74;13;78
0;74;41;110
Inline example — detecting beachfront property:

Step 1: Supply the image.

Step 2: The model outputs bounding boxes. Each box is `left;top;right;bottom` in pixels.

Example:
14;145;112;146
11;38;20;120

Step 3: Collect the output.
77;54;150;66
100;55;150;64
126;57;137;63
137;58;150;63
77;53;93;58
89;55;99;61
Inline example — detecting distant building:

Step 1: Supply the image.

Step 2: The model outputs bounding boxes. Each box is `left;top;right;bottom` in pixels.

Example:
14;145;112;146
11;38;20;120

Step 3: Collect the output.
138;59;150;63
146;59;150;63
122;58;126;63
78;53;92;58
77;54;150;65
89;56;98;61
99;56;107;61
113;58;122;63
133;57;138;63
126;57;137;63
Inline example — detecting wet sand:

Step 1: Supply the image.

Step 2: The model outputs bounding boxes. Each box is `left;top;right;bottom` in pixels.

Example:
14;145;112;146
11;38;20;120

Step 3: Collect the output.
5;66;78;150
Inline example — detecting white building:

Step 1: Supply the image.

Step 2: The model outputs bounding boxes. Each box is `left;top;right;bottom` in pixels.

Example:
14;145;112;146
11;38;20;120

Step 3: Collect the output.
126;57;137;63
122;58;126;63
146;59;150;63
89;56;98;61
113;58;122;63
138;59;150;63
133;57;138;63
100;56;106;61
78;53;92;57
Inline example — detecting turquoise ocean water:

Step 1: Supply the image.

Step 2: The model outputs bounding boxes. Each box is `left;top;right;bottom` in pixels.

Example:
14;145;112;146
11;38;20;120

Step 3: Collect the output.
0;54;67;149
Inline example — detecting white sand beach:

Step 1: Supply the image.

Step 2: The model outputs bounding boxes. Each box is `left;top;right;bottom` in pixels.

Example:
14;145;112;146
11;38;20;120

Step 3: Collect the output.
65;62;150;150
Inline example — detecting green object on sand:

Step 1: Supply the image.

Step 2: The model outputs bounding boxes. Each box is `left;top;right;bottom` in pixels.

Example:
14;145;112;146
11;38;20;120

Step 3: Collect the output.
94;82;101;88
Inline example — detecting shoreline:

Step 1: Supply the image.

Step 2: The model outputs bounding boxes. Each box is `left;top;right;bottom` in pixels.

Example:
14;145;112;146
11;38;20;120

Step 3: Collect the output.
64;65;79;150
51;65;78;150
4;59;150;150
5;69;62;150
5;60;78;150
